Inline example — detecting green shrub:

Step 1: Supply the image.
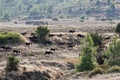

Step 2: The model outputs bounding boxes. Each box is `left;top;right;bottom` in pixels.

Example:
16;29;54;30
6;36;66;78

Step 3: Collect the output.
89;67;104;78
91;33;103;46
115;23;120;34
76;55;95;72
35;26;50;42
107;66;120;73
6;56;19;71
109;39;120;58
0;32;24;45
52;18;59;21
108;58;120;66
76;34;95;72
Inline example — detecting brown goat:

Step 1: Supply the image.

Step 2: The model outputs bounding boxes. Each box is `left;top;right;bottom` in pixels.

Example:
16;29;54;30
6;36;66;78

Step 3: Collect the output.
50;48;58;52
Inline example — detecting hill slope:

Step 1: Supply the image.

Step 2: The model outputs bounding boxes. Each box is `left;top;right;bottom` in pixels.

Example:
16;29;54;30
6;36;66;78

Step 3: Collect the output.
0;0;119;21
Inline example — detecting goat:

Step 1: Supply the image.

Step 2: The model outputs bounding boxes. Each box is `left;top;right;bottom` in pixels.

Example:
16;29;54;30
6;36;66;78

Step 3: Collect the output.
25;42;32;46
48;34;55;37
57;34;63;37
45;51;53;55
69;30;75;33
0;46;6;49
50;48;58;52
68;45;74;49
58;42;65;47
21;32;27;35
13;50;20;56
29;36;38;42
77;34;85;38
67;42;75;49
1;46;12;51
96;56;104;65
31;33;36;36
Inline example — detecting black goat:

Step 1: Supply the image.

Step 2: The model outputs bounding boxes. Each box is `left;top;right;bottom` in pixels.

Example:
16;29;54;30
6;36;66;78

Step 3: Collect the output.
45;51;53;55
0;46;12;51
25;42;32;46
21;32;27;35
69;30;75;33
77;34;85;38
13;50;21;56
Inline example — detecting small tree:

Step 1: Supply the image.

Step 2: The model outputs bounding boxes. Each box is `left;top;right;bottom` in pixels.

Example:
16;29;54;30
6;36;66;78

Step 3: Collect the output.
91;33;103;47
115;23;120;35
76;34;95;72
109;36;120;58
107;36;120;66
36;26;50;41
6;56;19;72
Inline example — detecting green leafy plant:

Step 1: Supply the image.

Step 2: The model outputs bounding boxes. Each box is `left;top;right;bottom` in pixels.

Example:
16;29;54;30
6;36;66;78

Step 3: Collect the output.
109;39;120;58
0;32;24;45
115;23;120;34
35;26;50;42
76;55;95;72
91;33;103;46
76;34;95;72
108;58;120;66
6;56;19;71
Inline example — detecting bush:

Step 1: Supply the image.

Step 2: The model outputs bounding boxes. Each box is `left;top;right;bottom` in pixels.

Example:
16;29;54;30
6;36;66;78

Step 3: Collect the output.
89;67;104;78
107;66;120;73
76;34;95;72
108;58;120;66
91;33;103;46
35;26;50;42
52;18;59;21
109;39;120;58
76;55;95;72
115;23;120;34
6;56;19;71
0;32;24;45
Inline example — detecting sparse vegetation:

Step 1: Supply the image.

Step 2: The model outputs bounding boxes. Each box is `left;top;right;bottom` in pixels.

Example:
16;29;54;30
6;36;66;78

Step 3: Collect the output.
0;32;24;45
89;67;104;78
6;56;19;71
0;20;119;80
107;66;120;73
108;58;120;66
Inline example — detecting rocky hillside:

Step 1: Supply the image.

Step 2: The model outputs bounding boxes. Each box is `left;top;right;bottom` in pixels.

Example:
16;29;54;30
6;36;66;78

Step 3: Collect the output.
0;0;120;21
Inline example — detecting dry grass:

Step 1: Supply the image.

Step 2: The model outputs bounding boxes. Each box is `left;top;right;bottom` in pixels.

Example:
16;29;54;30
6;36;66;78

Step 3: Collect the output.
62;58;80;64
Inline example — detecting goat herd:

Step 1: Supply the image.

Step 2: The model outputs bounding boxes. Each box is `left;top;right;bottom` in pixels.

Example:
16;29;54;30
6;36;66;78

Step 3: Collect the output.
0;42;32;57
21;30;85;55
0;29;86;58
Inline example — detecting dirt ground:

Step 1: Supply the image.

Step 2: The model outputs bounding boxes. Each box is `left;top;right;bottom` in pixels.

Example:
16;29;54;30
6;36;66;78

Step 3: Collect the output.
0;20;119;80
